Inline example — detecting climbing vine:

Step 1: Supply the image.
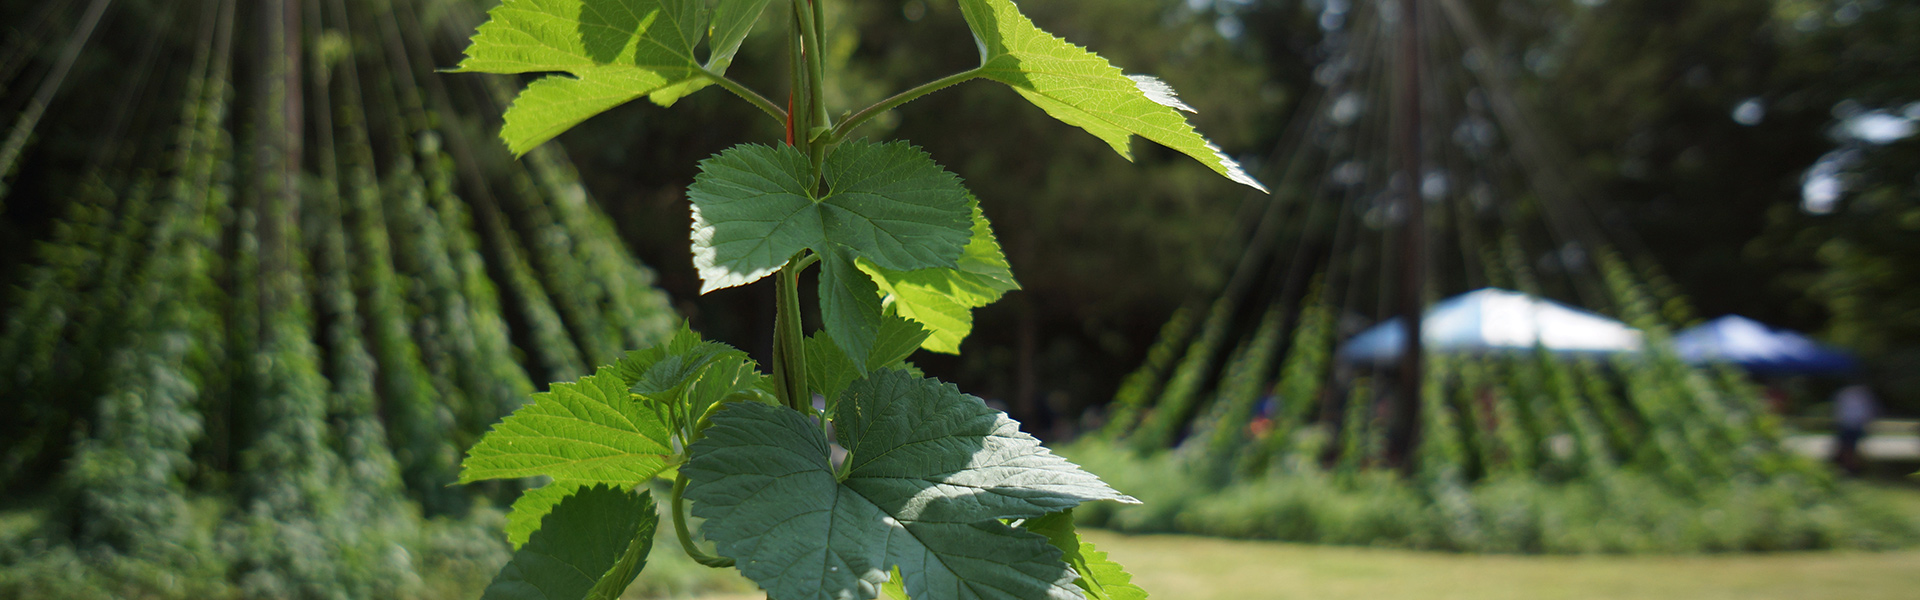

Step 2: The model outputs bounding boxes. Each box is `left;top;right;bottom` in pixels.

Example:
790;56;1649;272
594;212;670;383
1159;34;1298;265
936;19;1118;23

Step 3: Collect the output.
450;1;1264;599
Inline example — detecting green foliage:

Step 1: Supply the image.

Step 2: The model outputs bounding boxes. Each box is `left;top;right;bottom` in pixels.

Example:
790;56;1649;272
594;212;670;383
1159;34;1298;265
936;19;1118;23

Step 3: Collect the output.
460;363;674;485
1022;511;1148;600
953;0;1265;193
858;199;1020;354
804;313;931;407
680;370;1130;600
449;1;1247;596
456;0;712;154
0;0;690;597
482;485;657;600
1192;306;1285;474
1127;295;1236;452
1063;442;1918;553
687;140;974;368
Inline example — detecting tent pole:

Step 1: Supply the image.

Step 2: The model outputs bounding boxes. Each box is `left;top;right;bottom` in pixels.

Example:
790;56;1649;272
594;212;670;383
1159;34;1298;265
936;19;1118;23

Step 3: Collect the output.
1387;0;1426;473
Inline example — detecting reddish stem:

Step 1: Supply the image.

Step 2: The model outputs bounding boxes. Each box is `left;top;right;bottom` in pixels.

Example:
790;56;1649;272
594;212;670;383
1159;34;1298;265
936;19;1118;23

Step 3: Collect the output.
785;92;796;146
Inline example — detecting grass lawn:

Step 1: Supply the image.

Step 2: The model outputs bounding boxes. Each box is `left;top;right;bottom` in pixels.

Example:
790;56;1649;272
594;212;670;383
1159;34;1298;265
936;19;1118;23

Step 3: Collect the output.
669;482;1920;600
1084;528;1920;600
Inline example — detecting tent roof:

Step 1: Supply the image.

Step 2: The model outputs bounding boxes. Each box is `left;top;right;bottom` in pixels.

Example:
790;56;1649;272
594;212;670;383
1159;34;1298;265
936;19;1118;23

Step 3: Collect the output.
1338;288;1643;363
1671;315;1858;375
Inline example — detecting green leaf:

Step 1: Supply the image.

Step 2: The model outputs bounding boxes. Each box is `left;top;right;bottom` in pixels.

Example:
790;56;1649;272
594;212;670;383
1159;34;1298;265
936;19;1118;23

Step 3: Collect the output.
483;484;658;600
858;199;1018;353
684;370;1135;600
881;566;912;600
954;0;1266;193
460;363;674;485
689;141;973;367
648;0;774;107
834;371;1138;520
1023;511;1149;600
707;0;776;73
804;314;930;408
870;312;935;371
505;480;584;550
456;0;709;154
805;330;860;407
820;246;890;372
613;322;765;432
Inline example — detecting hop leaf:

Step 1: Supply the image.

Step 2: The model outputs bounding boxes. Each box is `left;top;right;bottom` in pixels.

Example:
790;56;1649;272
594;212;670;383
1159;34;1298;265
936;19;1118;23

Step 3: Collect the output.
471;324;762;547
683;370;1136;600
459;365;674;485
858;198;1019;353
688;141;974;368
457;0;754;153
955;0;1266;192
1023;511;1149;600
482;484;658;600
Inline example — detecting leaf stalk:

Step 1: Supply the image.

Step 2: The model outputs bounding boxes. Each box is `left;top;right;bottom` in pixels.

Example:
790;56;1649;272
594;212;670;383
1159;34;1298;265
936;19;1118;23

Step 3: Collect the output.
701;67;787;125
671;474;735;568
829;67;985;144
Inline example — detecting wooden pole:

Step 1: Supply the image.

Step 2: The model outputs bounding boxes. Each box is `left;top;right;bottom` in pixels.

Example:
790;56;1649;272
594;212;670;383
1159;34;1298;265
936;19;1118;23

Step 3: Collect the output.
1386;0;1426;472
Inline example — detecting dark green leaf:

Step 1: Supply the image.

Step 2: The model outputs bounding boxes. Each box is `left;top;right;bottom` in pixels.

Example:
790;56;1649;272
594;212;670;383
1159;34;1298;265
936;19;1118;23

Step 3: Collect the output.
836;371;1137;522
689;141;972;367
505;480;584;550
613;322;765;432
483;484;658;600
820;247;889;371
684;370;1134;600
804;314;930;408
869;312;934;371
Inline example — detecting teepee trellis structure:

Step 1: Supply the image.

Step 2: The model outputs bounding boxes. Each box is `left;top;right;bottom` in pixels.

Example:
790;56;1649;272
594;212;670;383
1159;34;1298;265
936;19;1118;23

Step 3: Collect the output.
1080;0;1879;552
0;0;677;594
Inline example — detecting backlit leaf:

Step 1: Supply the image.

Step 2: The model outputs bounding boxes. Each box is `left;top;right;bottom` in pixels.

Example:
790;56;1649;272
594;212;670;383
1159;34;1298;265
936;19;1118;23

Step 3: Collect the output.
1023;511;1149;600
707;0;776;73
858;199;1018;353
460;363;674;485
955;0;1266;192
456;0;708;154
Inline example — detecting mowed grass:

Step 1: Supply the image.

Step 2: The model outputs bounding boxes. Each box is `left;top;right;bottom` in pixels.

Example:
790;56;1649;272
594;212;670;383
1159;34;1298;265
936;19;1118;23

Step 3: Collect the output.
1083;528;1920;600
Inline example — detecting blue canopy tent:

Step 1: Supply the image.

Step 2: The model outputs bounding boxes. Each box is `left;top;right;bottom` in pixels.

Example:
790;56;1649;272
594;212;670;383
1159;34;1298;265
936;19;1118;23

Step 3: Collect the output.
1671;315;1859;375
1338;288;1644;363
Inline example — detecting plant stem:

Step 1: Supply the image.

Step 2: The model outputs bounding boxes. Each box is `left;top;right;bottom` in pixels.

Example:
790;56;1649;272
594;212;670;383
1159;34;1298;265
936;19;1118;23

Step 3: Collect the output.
787;0;811;151
671;474;734;568
701;67;787;125
798;0;831;172
828;67;984;144
772;260;809;411
766;0;822;417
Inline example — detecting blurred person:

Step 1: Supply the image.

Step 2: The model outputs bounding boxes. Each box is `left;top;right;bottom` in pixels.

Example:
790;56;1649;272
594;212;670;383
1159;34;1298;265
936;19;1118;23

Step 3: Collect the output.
1832;382;1878;475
